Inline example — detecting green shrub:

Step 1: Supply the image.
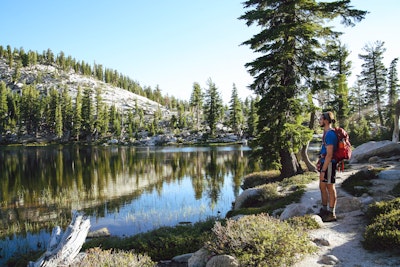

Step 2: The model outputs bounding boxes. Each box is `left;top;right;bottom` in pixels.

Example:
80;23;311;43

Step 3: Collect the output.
205;214;316;267
241;170;281;189
70;248;155;267
341;169;377;196
363;209;400;252
241;183;281;208
365;198;400;222
83;218;216;262
287;215;322;230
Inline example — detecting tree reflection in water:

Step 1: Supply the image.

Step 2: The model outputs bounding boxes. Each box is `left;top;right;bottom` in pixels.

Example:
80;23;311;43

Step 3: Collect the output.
0;145;258;240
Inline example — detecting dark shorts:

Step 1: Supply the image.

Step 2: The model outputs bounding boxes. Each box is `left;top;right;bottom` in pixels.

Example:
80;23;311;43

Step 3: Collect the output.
321;161;336;184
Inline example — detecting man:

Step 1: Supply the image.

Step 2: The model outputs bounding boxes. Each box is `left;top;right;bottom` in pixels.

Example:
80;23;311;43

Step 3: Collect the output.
317;111;338;222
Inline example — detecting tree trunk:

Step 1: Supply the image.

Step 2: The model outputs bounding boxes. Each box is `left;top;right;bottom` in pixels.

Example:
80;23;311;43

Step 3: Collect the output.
300;110;317;172
301;142;317;172
392;100;400;142
280;149;302;178
29;211;90;267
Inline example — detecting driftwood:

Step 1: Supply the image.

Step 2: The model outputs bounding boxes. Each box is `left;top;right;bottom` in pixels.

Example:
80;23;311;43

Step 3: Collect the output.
29;211;90;267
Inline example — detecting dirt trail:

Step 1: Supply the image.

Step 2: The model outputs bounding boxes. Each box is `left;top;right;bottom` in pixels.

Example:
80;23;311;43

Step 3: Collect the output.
293;165;400;267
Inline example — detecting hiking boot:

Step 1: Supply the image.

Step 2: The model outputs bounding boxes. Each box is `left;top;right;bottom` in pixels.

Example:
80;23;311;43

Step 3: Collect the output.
322;211;337;222
317;208;329;218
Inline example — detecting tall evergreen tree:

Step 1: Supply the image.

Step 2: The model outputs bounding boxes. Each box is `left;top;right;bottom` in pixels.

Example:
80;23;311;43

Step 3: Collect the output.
61;86;73;136
349;77;367;121
81;87;94;140
387;58;399;129
229;84;244;136
55;100;63;138
204;78;222;136
20;84;40;135
0;82;8;135
240;0;366;177
73;86;83;141
247;96;259;137
326;41;352;126
359;40;387;126
189;82;203;131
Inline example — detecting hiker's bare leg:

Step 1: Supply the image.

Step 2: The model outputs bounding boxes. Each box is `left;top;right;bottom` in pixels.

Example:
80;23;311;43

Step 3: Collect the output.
327;183;337;211
319;181;328;206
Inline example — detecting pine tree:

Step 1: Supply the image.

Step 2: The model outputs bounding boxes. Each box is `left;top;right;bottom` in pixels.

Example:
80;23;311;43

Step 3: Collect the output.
204;78;222;137
189;82;203;131
247;96;259;137
359;40;387;126
0;81;8;135
61;86;73;136
229;84;244;136
240;0;366;177
326;41;352;126
73;86;83;140
55;101;63;138
20;84;40;135
387;58;399;129
81;87;94;140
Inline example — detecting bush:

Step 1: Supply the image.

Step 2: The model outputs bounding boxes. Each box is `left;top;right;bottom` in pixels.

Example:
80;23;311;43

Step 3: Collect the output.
365;198;400;222
205;214;316;267
71;248;155;267
341;169;377;196
83;218;215;262
287;215;322;230
241;170;281;189
363;198;400;252
241;183;282;208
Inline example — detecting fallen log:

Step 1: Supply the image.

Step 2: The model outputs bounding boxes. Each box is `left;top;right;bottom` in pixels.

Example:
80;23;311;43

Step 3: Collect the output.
28;211;90;267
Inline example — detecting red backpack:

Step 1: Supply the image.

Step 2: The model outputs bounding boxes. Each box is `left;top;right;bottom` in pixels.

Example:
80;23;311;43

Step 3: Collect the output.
332;127;352;170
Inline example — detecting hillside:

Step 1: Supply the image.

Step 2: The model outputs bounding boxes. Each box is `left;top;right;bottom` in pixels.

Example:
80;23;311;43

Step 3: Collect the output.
0;58;170;117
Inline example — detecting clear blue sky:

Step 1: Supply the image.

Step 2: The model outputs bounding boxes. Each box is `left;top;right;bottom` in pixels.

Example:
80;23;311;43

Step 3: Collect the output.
1;0;398;103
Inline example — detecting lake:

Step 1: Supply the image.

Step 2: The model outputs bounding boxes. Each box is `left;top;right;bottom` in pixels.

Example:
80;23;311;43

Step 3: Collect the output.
0;144;259;264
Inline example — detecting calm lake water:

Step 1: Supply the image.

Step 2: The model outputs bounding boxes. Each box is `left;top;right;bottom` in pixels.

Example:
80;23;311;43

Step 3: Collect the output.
0;144;258;264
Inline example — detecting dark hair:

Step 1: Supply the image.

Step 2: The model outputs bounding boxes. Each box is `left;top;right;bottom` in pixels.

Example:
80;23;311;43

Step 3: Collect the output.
323;112;336;124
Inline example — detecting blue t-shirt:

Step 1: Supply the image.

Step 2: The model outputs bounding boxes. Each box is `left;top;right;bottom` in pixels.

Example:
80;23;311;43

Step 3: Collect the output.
320;129;338;163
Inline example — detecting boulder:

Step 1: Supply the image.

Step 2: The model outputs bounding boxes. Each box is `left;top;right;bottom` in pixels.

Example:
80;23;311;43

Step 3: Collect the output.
171;253;193;266
336;197;362;213
188;248;213;267
350;140;400;163
234;188;261;210
87;227;110;238
280;203;310;220
378;169;400;180
206;255;239;267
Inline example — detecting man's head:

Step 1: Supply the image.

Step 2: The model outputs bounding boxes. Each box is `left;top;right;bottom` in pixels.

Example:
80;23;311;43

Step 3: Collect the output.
319;111;335;127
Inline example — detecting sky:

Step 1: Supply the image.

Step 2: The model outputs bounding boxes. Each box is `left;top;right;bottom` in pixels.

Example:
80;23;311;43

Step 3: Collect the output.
1;0;398;104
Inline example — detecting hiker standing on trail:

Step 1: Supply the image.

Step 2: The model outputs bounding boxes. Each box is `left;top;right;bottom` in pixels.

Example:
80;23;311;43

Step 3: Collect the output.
317;111;338;222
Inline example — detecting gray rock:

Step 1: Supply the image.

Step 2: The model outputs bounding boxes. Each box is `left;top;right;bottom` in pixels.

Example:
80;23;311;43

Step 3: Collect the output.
313;237;330;246
188;248;212;267
350;140;400;163
279;203;308;220
378;169;400;180
172;253;193;263
320;254;340;265
87;227;110;238
336;197;362;213
234;188;261;210
206;255;239;267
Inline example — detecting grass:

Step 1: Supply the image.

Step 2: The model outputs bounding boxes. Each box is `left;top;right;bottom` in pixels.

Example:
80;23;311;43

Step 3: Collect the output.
83;217;216;262
341;168;378;196
228;171;316;217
